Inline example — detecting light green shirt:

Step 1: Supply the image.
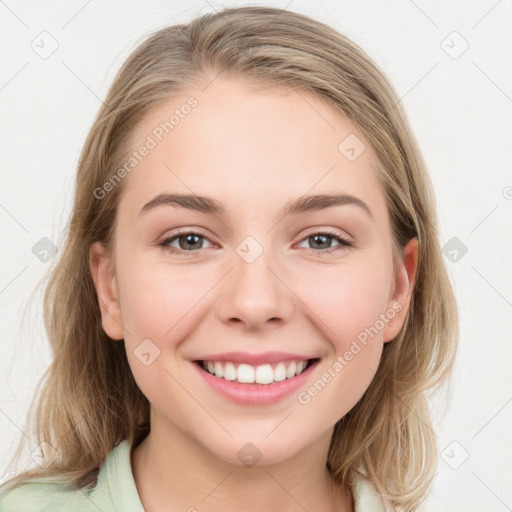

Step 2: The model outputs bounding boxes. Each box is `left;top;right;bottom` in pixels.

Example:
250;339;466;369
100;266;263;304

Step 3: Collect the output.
0;440;389;511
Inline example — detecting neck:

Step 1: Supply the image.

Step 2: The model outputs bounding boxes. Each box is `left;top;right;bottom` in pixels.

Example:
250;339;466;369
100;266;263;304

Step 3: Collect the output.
131;416;353;512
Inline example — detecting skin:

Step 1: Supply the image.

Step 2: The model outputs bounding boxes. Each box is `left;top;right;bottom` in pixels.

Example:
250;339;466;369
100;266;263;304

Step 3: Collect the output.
90;77;418;512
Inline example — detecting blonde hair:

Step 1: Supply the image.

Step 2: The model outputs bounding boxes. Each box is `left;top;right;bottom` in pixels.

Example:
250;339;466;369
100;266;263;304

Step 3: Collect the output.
1;6;458;510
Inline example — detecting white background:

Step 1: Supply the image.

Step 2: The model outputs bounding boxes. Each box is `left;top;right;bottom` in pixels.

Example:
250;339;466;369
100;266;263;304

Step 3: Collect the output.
1;1;511;510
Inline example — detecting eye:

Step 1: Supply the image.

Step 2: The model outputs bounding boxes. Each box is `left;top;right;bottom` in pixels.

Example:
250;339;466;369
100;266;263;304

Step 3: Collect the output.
159;229;214;257
296;229;353;255
159;228;353;257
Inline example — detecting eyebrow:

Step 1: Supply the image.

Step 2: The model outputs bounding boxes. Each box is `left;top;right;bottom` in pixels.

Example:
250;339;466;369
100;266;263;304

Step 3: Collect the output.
138;192;372;219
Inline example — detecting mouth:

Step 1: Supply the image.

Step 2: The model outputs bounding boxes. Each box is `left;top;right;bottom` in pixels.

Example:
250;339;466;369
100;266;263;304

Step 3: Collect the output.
193;358;321;385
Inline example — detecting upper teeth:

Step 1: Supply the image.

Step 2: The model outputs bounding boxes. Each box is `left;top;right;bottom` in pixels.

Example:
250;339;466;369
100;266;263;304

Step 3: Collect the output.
202;359;309;384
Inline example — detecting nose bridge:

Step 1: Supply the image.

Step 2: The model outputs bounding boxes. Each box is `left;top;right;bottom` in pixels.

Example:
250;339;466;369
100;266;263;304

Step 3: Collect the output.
216;234;293;330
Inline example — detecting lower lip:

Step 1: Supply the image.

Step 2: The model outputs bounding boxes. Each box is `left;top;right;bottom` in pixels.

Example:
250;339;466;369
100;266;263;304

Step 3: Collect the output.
192;359;320;406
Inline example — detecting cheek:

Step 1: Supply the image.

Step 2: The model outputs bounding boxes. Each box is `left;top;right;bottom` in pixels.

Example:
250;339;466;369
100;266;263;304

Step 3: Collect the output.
118;264;208;408
294;279;387;422
297;260;391;347
118;255;208;343
292;260;390;414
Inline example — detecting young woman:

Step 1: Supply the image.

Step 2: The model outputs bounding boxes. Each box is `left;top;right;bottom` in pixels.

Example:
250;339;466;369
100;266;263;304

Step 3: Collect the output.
0;6;458;511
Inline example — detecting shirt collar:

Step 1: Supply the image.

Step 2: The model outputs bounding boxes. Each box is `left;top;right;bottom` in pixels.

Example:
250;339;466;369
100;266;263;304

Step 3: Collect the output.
89;439;145;511
90;439;389;511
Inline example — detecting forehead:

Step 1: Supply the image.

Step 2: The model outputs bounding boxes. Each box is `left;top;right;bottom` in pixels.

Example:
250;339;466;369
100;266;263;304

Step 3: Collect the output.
117;77;387;223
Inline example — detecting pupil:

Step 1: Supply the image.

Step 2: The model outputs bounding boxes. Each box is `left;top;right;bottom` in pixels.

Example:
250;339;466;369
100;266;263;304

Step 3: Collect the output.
312;234;330;249
181;234;201;250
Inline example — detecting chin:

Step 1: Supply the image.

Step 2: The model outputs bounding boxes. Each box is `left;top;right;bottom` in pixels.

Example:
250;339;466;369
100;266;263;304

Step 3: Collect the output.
201;432;311;469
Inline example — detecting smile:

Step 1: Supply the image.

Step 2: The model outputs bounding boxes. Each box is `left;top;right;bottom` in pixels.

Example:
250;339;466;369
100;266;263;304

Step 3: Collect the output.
197;358;317;385
192;357;321;406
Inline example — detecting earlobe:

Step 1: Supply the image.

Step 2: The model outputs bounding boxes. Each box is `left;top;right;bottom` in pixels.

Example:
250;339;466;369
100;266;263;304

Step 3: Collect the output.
383;237;419;343
89;241;124;340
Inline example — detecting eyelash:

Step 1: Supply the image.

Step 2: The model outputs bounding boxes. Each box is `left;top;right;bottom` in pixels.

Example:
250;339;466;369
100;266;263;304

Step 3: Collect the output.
158;228;353;257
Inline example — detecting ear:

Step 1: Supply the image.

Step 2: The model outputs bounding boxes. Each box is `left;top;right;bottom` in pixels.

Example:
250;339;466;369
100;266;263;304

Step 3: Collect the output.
383;237;418;343
89;241;124;340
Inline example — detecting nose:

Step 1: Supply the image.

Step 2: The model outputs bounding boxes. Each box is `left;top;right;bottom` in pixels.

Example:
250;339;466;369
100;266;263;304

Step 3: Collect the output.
216;248;294;332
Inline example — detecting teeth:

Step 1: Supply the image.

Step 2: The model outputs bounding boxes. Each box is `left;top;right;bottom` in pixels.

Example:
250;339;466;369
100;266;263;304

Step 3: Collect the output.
214;362;224;378
224;362;237;381
201;359;311;384
255;364;273;384
237;364;255;383
273;363;287;382
286;361;296;378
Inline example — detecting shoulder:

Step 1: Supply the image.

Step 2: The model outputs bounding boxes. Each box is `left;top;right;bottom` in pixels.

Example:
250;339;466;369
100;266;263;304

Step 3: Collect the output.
0;440;143;512
0;479;98;512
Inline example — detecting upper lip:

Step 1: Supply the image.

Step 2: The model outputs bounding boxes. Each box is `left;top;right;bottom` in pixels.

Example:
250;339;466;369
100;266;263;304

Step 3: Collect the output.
193;351;317;366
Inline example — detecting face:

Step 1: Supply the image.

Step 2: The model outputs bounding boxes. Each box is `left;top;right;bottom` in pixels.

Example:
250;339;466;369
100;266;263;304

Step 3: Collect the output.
90;77;417;466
